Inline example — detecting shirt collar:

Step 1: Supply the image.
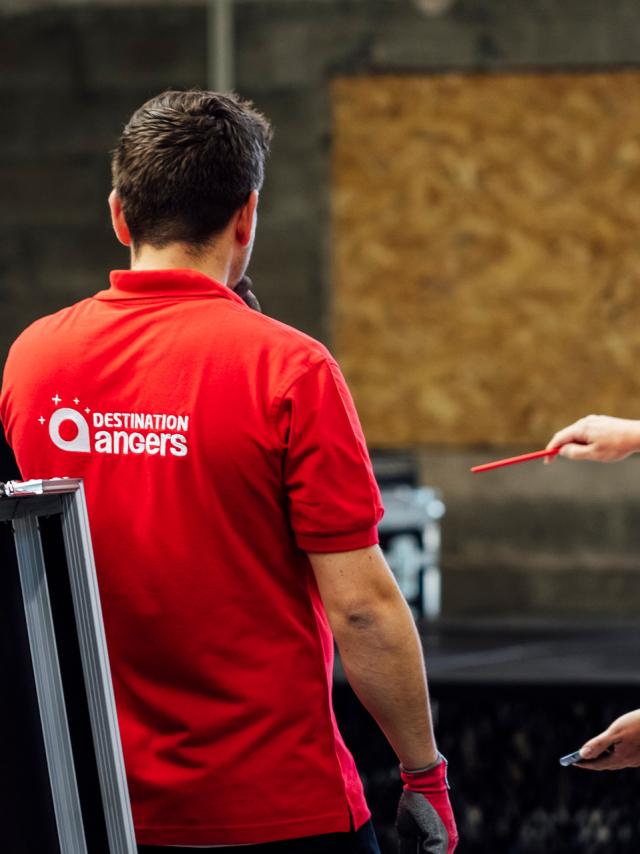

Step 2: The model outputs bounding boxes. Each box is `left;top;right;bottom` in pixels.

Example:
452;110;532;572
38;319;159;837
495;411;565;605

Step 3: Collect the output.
94;268;246;306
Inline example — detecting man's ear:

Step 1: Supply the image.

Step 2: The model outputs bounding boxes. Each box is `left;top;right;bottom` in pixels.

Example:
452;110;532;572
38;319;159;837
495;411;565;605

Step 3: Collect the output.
109;189;132;247
235;190;259;248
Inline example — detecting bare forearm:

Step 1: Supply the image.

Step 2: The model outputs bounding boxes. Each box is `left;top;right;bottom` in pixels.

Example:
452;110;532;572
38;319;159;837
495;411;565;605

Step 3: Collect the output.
334;594;438;770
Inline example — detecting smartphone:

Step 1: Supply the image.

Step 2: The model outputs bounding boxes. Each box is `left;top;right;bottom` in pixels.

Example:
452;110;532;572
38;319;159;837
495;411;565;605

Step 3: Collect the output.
559;747;614;767
559;750;584;767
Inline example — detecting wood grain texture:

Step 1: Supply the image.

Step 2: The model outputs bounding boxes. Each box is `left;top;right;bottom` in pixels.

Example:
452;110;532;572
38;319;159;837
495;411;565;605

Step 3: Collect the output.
332;72;640;446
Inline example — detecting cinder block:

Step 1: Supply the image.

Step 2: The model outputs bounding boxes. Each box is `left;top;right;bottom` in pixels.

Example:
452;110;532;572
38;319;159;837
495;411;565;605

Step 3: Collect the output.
0;158;110;227
73;6;206;91
0;90;155;159
443;565;640;617
0;10;75;91
0;229;35;362
0;223;122;348
369;0;640;71
28;223;124;301
443;498;632;556
250;218;326;341
236;3;371;92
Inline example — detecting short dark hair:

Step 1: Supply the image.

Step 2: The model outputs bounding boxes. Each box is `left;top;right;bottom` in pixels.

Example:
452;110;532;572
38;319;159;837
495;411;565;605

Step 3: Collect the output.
111;89;272;250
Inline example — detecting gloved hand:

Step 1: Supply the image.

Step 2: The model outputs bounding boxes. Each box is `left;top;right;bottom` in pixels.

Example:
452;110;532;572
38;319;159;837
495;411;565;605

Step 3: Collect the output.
233;275;262;312
396;754;459;853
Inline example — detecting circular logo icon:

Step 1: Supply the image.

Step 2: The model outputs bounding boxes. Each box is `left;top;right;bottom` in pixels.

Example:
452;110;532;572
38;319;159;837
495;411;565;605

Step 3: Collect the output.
49;408;91;453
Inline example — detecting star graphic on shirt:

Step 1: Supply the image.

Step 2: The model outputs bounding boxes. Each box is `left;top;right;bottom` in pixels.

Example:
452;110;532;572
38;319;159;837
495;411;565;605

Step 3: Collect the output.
38;416;46;425
73;397;80;405
84;407;91;414
52;394;62;405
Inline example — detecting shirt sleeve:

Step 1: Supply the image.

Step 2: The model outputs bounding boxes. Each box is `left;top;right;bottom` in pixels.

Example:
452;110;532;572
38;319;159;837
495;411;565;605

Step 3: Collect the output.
275;356;384;553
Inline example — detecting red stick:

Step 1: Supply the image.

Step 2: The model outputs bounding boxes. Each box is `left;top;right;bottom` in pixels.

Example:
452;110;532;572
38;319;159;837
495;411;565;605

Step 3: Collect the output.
470;447;561;473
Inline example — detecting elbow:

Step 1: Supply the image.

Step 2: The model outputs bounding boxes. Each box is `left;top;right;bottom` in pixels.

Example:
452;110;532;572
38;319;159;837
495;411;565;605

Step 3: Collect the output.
345;607;379;631
334;589;403;635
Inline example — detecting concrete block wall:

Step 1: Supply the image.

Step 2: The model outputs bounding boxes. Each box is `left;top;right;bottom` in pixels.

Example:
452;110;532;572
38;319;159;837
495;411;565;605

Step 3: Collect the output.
420;450;640;617
0;4;207;356
2;0;640;616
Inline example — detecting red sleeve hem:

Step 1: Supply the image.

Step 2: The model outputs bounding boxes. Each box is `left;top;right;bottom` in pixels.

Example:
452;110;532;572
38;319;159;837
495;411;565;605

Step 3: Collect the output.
297;525;380;554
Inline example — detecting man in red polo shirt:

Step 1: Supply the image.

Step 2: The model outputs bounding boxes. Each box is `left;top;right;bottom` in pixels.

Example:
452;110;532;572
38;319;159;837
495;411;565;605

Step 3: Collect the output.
0;90;457;853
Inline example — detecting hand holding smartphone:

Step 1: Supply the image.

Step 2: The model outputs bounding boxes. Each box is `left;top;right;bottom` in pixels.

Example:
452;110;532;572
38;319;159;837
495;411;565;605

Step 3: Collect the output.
559;746;614;767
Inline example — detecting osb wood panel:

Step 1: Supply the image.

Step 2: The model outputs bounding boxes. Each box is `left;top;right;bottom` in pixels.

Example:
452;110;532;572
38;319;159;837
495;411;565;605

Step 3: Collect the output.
332;72;640;446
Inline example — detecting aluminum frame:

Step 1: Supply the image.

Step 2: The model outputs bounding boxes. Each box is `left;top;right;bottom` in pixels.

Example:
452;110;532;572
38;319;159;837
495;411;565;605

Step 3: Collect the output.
0;478;137;854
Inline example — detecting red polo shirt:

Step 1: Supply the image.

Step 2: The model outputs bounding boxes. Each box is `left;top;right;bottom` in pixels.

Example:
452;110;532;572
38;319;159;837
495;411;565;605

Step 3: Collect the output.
0;269;384;847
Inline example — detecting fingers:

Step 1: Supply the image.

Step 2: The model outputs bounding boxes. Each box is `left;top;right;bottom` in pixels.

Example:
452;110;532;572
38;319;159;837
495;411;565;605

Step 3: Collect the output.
575;743;630;771
558;442;595;460
580;730;615;760
546;419;590;452
546;432;566;452
575;756;620;771
545;421;589;464
574;730;618;769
